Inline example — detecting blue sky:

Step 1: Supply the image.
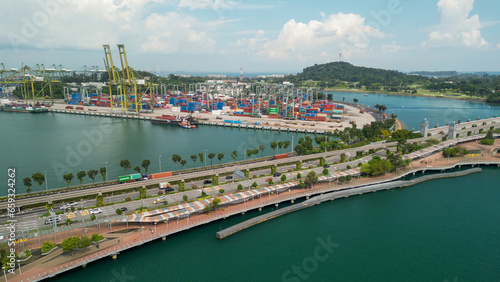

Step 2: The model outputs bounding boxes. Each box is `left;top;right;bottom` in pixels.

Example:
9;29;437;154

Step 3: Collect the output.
1;0;499;74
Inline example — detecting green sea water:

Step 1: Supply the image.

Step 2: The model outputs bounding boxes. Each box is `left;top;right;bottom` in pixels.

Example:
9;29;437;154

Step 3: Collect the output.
51;167;500;281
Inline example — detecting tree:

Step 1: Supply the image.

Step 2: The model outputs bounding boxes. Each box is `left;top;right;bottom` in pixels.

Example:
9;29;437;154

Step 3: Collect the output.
78;237;92;249
280;174;287;182
180;159;187;168
61;236;79;253
99;167;107;181
141;159;151;173
217;153;225;165
231;150;238;161
278;141;284;153
323;168;329;175
246;149;253;159
134;166;141;173
23;177;32;193
259;144;265;157
183;195;188;202
171;154;182;169
31;172;45;191
116;208;123;215
270;141;277;153
87;169;98;184
252;182;258;188
190;155;198;168
252;148;259;157
77;171;86;186
212;198;221;210
353;98;358;103
63;173;74;188
208;153;216;166
219;189;225;194
201;191;207;197
120;159;131;173
283;141;291;152
304;171;318;188
297;173;301;179
237;184;243;190
198;152;205;166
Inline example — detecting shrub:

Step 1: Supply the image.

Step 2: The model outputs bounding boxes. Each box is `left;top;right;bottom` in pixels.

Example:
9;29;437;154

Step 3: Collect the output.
280;175;286;182
90;214;96;221
116;208;123;215
269;180;274;185
96;195;104;207
18;248;31;259
219;189;225;194
323;168;329;175
346;165;351;169
201;191;207;197
163;200;168;205
41;241;57;254
237;184;243;190
78;237;92;249
252;182;258;188
91;233;104;243
297;173;301;179
480;138;494;145
183;195;188;201
125;197;131;202
357;162;363;167
158;191;164;196
192;184;198;189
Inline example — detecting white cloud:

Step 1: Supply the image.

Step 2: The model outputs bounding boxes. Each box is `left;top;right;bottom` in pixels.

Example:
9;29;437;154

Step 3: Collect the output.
1;0;218;57
237;12;384;61
382;42;404;53
141;12;216;53
497;43;500;49
424;0;488;48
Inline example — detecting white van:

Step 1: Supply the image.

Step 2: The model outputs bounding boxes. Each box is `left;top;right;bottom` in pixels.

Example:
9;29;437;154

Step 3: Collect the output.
45;216;61;225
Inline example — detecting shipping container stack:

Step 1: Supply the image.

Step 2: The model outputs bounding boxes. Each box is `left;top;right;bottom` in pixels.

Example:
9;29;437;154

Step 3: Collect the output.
67;92;82;105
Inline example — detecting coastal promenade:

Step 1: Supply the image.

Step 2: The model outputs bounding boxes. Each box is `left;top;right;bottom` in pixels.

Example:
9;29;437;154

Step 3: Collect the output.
9;155;500;281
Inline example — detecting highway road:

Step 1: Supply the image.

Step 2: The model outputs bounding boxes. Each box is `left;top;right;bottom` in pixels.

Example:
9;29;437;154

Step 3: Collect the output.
0;141;396;211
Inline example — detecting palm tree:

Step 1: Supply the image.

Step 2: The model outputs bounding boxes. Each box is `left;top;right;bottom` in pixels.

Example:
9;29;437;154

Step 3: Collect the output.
172;154;182;169
259;144;265;157
283;141;290;152
190;155;197;168
270;141;277;153
77;171;86;186
230;150;238;162
87;169;98;184
142;159;151;173
120;159;131;173
63;173;74;188
278;141;284;153
217;153;224;165
208;153;216;166
180;159;187;168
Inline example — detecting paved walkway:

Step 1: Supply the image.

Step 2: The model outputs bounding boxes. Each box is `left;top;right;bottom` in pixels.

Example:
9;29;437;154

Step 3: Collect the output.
10;155;500;281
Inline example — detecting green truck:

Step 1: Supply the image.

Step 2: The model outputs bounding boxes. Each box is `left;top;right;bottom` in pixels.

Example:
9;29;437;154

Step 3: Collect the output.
118;173;143;182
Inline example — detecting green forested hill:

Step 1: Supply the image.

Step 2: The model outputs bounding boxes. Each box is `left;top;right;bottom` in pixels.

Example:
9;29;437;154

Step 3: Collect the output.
287;61;428;90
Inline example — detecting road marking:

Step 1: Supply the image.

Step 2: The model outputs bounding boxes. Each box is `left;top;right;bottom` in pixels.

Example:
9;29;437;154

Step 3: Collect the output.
80;210;89;216
67;213;75;218
204;187;214;192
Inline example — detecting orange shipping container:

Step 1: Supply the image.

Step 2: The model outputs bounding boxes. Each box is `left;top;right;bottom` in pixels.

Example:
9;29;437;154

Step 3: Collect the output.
150;171;173;179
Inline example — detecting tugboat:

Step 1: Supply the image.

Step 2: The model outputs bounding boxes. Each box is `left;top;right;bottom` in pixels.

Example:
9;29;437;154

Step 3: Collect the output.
179;120;196;129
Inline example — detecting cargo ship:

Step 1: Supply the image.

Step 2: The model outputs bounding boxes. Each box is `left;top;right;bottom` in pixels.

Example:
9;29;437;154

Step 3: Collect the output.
151;114;198;126
0;105;48;113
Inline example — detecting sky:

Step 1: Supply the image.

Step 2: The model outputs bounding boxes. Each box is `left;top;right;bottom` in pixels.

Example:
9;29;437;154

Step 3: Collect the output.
1;0;500;74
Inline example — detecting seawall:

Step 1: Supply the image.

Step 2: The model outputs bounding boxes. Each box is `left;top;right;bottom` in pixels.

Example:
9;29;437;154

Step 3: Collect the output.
216;167;482;239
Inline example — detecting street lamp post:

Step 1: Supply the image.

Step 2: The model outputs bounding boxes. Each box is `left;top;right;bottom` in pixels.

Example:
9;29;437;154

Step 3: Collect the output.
2;266;7;282
204;149;207;167
105;162;108;182
17;260;21;275
45;170;48;191
141;226;144;239
159;155;162;172
291;136;294;153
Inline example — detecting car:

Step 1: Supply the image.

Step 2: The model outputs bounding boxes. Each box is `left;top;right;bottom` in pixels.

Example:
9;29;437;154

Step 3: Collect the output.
203;179;213;185
45;216;61;225
323;165;330;168
273;173;281;177
59;205;69;210
164;187;174;193
120;207;128;212
142;174;149;180
225;175;233;180
90;208;102;215
307;161;312;164
67;202;77;206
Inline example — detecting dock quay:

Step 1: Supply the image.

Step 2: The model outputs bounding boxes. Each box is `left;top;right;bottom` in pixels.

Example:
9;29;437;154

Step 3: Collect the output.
215;167;483;239
47;109;153;120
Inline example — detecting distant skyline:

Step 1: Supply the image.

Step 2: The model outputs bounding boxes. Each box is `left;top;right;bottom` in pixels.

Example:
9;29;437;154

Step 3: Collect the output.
1;0;500;74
